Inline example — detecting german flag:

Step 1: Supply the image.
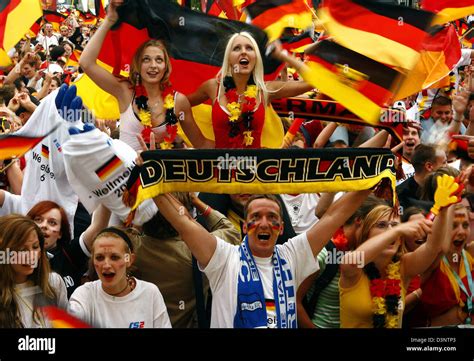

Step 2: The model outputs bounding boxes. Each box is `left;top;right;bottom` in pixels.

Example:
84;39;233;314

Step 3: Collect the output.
66;48;81;68
422;0;474;25
280;30;314;53
79;11;98;26
206;0;242;20
318;0;435;70
0;0;42;58
94;0;106;18
302;40;402;124
95;154;123;181
266;299;276;313
0;132;55;160
245;0;313;42
395;24;462;100
42;9;67;32
41;144;49;159
41;306;90;328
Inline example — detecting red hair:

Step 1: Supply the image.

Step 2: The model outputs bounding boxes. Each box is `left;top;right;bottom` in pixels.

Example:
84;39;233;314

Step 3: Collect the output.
27;201;71;247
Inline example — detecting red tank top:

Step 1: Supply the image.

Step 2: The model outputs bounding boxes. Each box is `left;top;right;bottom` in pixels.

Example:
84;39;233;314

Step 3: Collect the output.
212;85;265;149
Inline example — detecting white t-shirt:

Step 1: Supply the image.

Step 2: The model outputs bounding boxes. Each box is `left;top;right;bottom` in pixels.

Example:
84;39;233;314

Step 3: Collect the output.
201;233;319;328
281;193;320;234
15;272;68;328
36;34;59;49
68;279;171;328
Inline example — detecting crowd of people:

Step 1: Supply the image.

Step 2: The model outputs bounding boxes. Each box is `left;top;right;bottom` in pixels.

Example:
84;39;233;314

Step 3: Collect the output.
1;0;474;329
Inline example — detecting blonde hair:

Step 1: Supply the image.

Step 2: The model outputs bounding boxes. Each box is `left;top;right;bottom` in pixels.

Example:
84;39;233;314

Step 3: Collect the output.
356;205;398;249
129;39;172;90
218;32;269;103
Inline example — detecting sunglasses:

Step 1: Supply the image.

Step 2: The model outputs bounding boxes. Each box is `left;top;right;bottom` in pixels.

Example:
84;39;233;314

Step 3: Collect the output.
0;117;11;133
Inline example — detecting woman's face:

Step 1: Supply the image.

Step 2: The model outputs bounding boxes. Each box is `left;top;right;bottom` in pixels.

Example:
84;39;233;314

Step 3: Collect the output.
63;44;73;57
368;214;401;258
461;198;474;244
229;35;257;76
11;230;41;284
32;208;62;250
140;46;167;85
93;236;130;291
403;213;426;252
450;208;470;255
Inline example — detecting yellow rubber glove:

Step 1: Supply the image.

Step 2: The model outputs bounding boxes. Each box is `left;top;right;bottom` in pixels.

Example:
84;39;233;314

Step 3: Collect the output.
430;174;461;216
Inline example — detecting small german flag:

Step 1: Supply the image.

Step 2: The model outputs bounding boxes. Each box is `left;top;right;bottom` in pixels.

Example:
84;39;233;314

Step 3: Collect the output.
281;30;314;53
302;40;402;124
41;306;90;328
41;144;49;159
0;135;43;160
319;0;435;70
206;0;242;20
266;299;276;312
245;0;313;42
42;9;67;32
422;0;474;25
95;154;123;181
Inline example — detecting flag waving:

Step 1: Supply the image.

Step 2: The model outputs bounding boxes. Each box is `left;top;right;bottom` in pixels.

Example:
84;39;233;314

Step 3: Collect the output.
319;0;435;70
0;0;42;65
302;40;403;124
422;0;474;25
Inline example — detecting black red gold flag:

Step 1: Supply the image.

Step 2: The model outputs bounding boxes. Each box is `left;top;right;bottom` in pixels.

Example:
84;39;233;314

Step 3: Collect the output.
0;0;42;63
319;0;435;70
422;0;474;25
245;0;313;42
302;40;403;124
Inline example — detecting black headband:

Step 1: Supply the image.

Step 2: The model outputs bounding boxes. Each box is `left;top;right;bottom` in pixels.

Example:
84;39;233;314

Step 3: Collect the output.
96;227;134;252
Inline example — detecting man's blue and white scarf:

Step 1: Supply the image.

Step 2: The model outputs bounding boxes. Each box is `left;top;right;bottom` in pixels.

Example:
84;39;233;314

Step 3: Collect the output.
233;236;296;328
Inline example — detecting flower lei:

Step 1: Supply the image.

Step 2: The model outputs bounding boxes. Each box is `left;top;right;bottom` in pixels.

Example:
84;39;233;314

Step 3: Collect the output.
366;257;402;328
332;227;349;251
223;76;258;147
135;83;178;149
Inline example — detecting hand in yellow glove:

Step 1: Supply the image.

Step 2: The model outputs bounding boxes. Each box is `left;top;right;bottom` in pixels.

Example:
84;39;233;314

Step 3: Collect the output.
430;174;462;216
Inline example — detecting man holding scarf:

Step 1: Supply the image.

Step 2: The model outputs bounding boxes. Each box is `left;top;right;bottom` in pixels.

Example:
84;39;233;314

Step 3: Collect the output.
154;190;371;328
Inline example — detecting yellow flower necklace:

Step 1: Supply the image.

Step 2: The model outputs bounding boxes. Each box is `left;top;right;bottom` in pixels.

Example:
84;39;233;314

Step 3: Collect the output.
366;257;402;328
135;83;178;149
223;76;258;147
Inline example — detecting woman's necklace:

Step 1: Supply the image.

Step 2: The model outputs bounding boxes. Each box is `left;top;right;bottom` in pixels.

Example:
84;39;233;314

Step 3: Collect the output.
108;282;129;297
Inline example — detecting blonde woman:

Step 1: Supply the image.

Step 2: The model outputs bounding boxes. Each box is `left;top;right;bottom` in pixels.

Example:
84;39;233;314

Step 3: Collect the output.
188;32;312;148
339;205;449;328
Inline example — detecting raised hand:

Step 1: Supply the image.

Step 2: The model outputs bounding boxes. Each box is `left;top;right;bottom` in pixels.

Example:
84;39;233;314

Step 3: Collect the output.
395;217;432;240
105;0;124;25
431;174;462;215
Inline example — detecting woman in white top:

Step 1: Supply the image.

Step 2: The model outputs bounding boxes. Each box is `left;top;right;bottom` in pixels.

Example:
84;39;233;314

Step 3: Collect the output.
68;227;171;328
0;214;67;328
79;0;213;150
